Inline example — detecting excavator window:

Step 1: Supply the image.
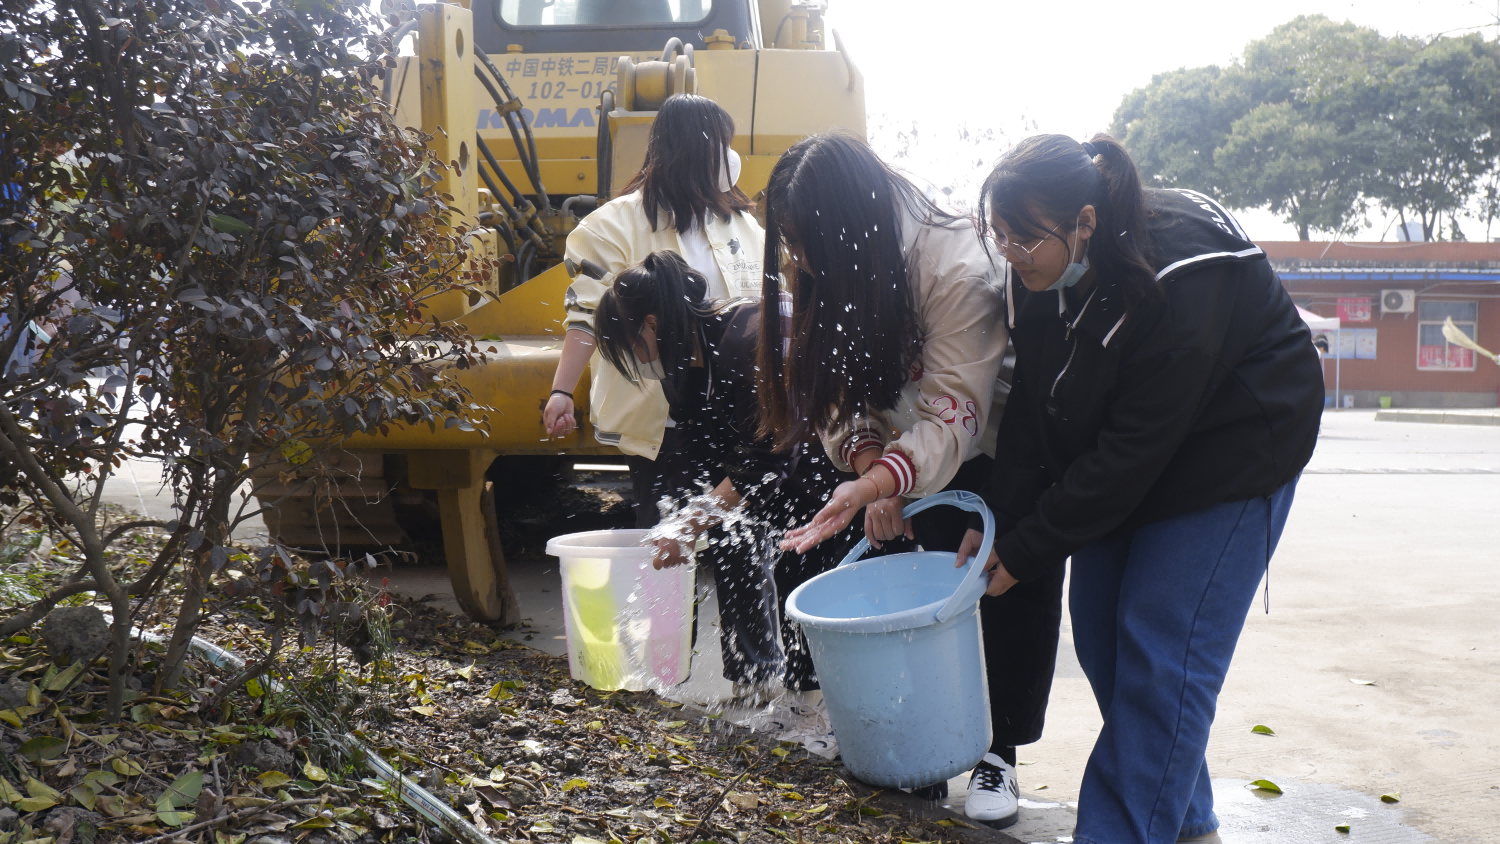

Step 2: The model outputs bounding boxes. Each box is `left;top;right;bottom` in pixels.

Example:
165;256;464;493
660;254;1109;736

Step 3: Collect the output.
498;0;712;26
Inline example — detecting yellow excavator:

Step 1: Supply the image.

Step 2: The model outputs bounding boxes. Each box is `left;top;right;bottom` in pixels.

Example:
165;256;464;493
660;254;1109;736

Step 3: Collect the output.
254;1;866;622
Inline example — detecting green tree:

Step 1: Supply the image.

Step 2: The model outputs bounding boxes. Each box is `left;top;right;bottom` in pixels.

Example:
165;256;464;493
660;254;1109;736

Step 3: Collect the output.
1111;15;1500;242
1111;65;1239;197
1211;17;1398;240
1213;104;1354;240
1363;34;1500;241
1114;16;1387;240
1478;170;1500;240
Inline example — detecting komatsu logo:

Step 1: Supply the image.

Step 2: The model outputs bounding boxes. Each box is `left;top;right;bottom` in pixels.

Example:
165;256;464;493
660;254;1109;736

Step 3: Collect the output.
478;107;595;130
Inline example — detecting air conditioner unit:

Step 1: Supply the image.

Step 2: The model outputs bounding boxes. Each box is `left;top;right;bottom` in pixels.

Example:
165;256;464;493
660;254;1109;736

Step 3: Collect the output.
1381;290;1416;315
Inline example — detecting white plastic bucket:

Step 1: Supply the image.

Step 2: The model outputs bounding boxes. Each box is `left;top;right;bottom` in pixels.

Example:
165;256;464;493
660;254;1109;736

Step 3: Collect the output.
544;529;694;691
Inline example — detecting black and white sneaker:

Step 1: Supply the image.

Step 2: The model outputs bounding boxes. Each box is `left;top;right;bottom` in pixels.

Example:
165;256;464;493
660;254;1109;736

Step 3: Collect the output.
964;754;1019;828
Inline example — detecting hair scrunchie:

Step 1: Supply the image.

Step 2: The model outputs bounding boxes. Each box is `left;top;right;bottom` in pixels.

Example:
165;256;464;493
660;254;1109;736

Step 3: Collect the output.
1081;141;1100;159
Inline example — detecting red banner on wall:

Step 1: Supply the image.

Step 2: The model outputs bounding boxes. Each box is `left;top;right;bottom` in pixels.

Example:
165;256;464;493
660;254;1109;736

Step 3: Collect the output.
1337;297;1373;323
1419;345;1475;369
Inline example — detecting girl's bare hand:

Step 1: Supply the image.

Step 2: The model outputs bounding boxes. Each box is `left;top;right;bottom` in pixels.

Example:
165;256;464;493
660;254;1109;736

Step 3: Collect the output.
650;536;691;569
542;394;576;437
864;496;911;550
956;527;1017;596
781;478;876;554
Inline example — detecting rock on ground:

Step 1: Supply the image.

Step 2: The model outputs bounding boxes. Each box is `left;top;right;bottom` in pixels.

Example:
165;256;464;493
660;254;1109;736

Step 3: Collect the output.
41;606;110;664
43;806;103;844
236;739;295;774
0;675;27;709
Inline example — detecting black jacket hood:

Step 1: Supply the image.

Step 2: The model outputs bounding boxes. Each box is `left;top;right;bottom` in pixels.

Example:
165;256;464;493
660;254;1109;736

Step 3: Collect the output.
1148;188;1266;283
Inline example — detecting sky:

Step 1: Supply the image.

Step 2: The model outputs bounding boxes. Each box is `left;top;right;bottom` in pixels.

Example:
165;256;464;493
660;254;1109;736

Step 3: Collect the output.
824;0;1500;241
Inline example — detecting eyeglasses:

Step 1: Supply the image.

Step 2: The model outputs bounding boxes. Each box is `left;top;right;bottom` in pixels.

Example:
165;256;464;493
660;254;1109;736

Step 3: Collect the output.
993;223;1063;265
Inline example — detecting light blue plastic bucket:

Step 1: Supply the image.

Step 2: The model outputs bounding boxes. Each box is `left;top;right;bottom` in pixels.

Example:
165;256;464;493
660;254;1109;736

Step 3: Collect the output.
785;490;994;788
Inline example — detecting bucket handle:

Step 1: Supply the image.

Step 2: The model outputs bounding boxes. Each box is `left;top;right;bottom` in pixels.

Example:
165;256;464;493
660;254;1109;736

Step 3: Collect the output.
831;489;995;624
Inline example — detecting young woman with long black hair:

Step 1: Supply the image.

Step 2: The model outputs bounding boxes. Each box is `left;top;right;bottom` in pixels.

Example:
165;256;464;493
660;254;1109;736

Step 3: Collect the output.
591;250;860;706
542;94;764;528
959;134;1323;843
760;132;1047;828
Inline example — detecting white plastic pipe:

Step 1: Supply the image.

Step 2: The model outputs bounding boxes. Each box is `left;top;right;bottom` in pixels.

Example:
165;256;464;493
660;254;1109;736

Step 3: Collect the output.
127;625;500;844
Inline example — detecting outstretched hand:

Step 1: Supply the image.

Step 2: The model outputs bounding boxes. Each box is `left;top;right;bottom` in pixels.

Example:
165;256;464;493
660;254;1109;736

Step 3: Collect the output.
780;478;878;555
649;536;692;570
956;527;1018;597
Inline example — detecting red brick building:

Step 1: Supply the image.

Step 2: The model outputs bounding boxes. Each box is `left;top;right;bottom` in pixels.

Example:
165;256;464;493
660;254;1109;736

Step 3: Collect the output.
1267;241;1500;408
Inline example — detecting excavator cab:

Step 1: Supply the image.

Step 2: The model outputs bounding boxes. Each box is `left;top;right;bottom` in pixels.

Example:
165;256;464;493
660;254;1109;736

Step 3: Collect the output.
485;1;750;52
501;0;712;27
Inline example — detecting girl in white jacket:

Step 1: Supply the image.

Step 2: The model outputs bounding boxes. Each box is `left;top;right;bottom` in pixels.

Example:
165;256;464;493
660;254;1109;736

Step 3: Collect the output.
542;94;765;527
757;132;1061;829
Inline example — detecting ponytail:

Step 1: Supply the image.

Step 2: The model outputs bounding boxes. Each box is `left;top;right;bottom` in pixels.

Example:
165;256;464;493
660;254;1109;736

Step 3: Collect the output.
980;132;1158;311
594;251;716;389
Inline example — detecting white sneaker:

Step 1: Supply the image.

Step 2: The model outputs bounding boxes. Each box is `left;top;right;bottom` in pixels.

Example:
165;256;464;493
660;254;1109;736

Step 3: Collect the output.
964;754;1019;828
729;681;779;708
782;688;823;720
773;692;838;760
734;691;838;760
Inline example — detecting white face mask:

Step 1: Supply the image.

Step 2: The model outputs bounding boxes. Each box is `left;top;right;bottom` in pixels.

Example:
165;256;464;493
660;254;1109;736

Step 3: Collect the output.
1045;216;1090;292
718;147;742;193
634;353;666;381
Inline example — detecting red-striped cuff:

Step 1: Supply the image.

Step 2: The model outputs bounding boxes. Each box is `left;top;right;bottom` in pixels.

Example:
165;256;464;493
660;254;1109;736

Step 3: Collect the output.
839;429;884;467
873;451;916;498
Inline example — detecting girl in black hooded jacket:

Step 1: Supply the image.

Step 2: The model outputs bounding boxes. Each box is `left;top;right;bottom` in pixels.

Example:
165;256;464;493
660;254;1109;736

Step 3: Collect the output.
957;134;1323;844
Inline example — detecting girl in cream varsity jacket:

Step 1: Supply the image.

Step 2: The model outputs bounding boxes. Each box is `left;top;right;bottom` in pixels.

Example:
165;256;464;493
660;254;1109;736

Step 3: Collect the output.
564;189;763;459
759;133;1063;827
541;95;765;529
815;213;1007;499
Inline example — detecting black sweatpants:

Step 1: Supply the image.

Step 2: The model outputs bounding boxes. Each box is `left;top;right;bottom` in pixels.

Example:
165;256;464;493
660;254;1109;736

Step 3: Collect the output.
766;444;862;691
695;508;859;690
628;428;715;530
909;455;1066;750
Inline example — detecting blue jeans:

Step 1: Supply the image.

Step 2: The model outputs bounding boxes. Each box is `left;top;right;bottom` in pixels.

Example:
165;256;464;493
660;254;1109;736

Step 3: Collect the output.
1070;479;1297;844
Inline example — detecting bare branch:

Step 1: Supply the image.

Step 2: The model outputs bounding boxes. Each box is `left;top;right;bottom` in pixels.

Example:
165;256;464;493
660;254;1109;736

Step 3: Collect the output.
208;615;284;712
0;574;97;639
103;519;169;548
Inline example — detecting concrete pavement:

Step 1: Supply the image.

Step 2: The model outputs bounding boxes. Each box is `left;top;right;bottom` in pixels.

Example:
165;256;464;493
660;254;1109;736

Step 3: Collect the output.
1374;408;1500;427
989;411;1500;843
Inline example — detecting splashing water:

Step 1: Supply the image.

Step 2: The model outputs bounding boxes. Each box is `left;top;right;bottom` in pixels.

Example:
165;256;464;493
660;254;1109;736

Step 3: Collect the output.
635;479;829;724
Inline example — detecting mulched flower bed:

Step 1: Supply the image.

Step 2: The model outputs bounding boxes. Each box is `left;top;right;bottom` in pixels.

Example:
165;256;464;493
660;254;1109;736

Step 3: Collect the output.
0;625;428;844
307;594;987;844
2;590;988;844
2;497;995;844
